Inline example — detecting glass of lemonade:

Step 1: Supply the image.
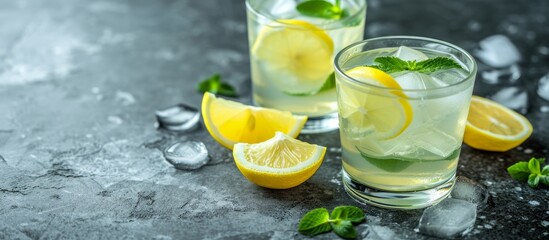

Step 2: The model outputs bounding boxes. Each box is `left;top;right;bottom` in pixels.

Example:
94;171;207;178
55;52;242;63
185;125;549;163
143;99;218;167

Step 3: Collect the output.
334;36;477;209
246;0;367;133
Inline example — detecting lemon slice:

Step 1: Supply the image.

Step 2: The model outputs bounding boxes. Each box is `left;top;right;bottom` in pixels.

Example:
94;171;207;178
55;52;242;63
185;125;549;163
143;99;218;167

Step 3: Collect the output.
251;19;334;92
339;67;413;139
201;92;307;149
464;96;533;152
233;132;326;189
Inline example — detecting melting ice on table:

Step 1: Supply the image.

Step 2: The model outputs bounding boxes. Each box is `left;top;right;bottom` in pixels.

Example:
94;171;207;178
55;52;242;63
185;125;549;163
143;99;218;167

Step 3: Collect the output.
163;141;209;170
418;198;477;238
537;73;549;101
474;35;521;68
490;86;529;114
481;64;521;84
155;103;200;132
450;176;490;210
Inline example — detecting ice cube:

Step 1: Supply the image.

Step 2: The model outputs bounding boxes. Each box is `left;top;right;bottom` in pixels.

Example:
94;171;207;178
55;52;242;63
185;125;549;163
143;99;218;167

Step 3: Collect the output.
155;103;200;132
450;176;489;210
431;68;470;85
163;141;209;170
412;129;459;158
481;64;521;84
490;86;529;114
393;46;429;61
474;35;521;68
394;72;448;91
537;73;549;101
418;198;477;238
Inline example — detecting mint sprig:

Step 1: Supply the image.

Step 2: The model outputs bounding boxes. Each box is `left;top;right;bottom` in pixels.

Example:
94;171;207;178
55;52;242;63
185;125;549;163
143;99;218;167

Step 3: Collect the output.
298;206;365;239
196;73;238;97
367;56;463;74
296;0;345;20
284;72;335;96
507;157;549;188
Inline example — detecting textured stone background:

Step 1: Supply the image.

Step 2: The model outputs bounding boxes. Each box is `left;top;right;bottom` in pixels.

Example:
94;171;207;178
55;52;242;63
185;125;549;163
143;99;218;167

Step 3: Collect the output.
0;0;548;239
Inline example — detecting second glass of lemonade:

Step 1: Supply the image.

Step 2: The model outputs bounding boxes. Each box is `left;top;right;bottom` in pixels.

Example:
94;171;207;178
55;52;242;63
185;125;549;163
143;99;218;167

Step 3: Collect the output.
334;36;477;209
246;0;367;133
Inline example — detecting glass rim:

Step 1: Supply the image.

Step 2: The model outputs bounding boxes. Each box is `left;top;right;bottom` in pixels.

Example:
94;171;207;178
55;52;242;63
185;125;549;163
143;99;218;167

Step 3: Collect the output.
245;0;367;30
334;35;478;93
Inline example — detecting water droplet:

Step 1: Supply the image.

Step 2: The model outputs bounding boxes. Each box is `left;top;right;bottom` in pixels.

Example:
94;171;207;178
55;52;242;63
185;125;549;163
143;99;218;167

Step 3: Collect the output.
529;200;540;206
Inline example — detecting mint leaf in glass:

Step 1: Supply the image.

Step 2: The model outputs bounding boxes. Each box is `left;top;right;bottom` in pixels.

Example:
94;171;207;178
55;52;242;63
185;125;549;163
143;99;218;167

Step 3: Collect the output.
196;73;237;97
367;56;463;74
296;0;344;20
284;72;335;96
298;208;332;236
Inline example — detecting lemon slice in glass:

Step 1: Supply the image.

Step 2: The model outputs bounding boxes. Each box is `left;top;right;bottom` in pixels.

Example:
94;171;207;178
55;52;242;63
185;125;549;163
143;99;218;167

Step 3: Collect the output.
339;66;413;139
464;95;533;152
201;92;307;149
251;19;334;92
233;132;326;189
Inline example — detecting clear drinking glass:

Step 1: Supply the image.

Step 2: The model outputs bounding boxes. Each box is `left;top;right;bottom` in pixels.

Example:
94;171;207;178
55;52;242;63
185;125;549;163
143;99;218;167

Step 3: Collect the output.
334;36;477;209
246;0;367;133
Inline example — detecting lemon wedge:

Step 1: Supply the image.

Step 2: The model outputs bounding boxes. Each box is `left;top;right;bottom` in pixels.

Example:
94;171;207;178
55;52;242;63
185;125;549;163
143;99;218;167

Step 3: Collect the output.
464;95;533;152
233;132;326;189
251;19;334;92
339;67;413;139
201;92;307;149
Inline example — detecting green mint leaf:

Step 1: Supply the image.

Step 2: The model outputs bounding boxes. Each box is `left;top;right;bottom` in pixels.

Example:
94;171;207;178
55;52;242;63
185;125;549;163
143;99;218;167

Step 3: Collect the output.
542;165;549;175
284;72;335;96
331;220;356;239
330;206;365;223
196;73;238;97
367;56;463;74
540;175;549;186
528;157;541;175
296;0;343;20
537;157;546;165
415;57;463;73
528;173;540;188
507;162;530;181
298;208;332;237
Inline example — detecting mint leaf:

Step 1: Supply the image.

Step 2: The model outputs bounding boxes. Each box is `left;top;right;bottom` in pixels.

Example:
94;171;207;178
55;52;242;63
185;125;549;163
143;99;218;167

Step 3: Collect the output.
542;165;549;175
331;220;356;239
540;175;549;185
367;56;463;74
507;162;530;181
528;157;541;175
296;0;344;20
284;72;335;96
298;208;332;236
196;74;237;97
330;206;365;223
528;173;540;188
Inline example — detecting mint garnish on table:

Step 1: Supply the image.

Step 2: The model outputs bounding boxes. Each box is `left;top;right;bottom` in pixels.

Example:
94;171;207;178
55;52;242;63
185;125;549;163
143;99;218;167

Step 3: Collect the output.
196;73;238;97
367;56;463;74
507;157;549;188
296;0;345;20
298;206;365;239
284;72;335;96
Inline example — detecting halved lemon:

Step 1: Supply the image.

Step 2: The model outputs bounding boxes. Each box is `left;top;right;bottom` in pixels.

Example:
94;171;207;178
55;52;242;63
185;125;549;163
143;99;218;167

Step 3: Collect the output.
464;95;533;152
201;92;307;149
339;67;413;139
233;132;326;189
251;19;334;92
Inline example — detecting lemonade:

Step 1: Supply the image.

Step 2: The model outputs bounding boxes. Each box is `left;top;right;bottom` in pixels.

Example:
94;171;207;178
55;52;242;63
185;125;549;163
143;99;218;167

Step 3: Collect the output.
334;37;477;209
246;0;366;133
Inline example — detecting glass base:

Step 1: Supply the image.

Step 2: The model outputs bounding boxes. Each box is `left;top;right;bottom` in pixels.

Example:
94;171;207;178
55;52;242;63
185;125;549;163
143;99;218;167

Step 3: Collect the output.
300;113;339;134
342;169;455;210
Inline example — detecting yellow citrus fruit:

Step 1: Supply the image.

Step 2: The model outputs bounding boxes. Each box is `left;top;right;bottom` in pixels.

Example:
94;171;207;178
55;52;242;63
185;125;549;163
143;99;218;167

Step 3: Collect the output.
233;132;326;189
464;95;533;152
201;92;307;149
251;19;333;92
339;66;413;139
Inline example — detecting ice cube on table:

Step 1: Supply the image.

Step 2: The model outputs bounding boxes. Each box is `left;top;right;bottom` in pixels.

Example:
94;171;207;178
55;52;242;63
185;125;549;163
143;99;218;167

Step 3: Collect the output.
451;176;489;210
474;35;521;68
537;73;549;101
418;198;477;238
163;141;209;170
394;46;429;61
481;64;521;84
155;103;200;132
490;86;529;114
